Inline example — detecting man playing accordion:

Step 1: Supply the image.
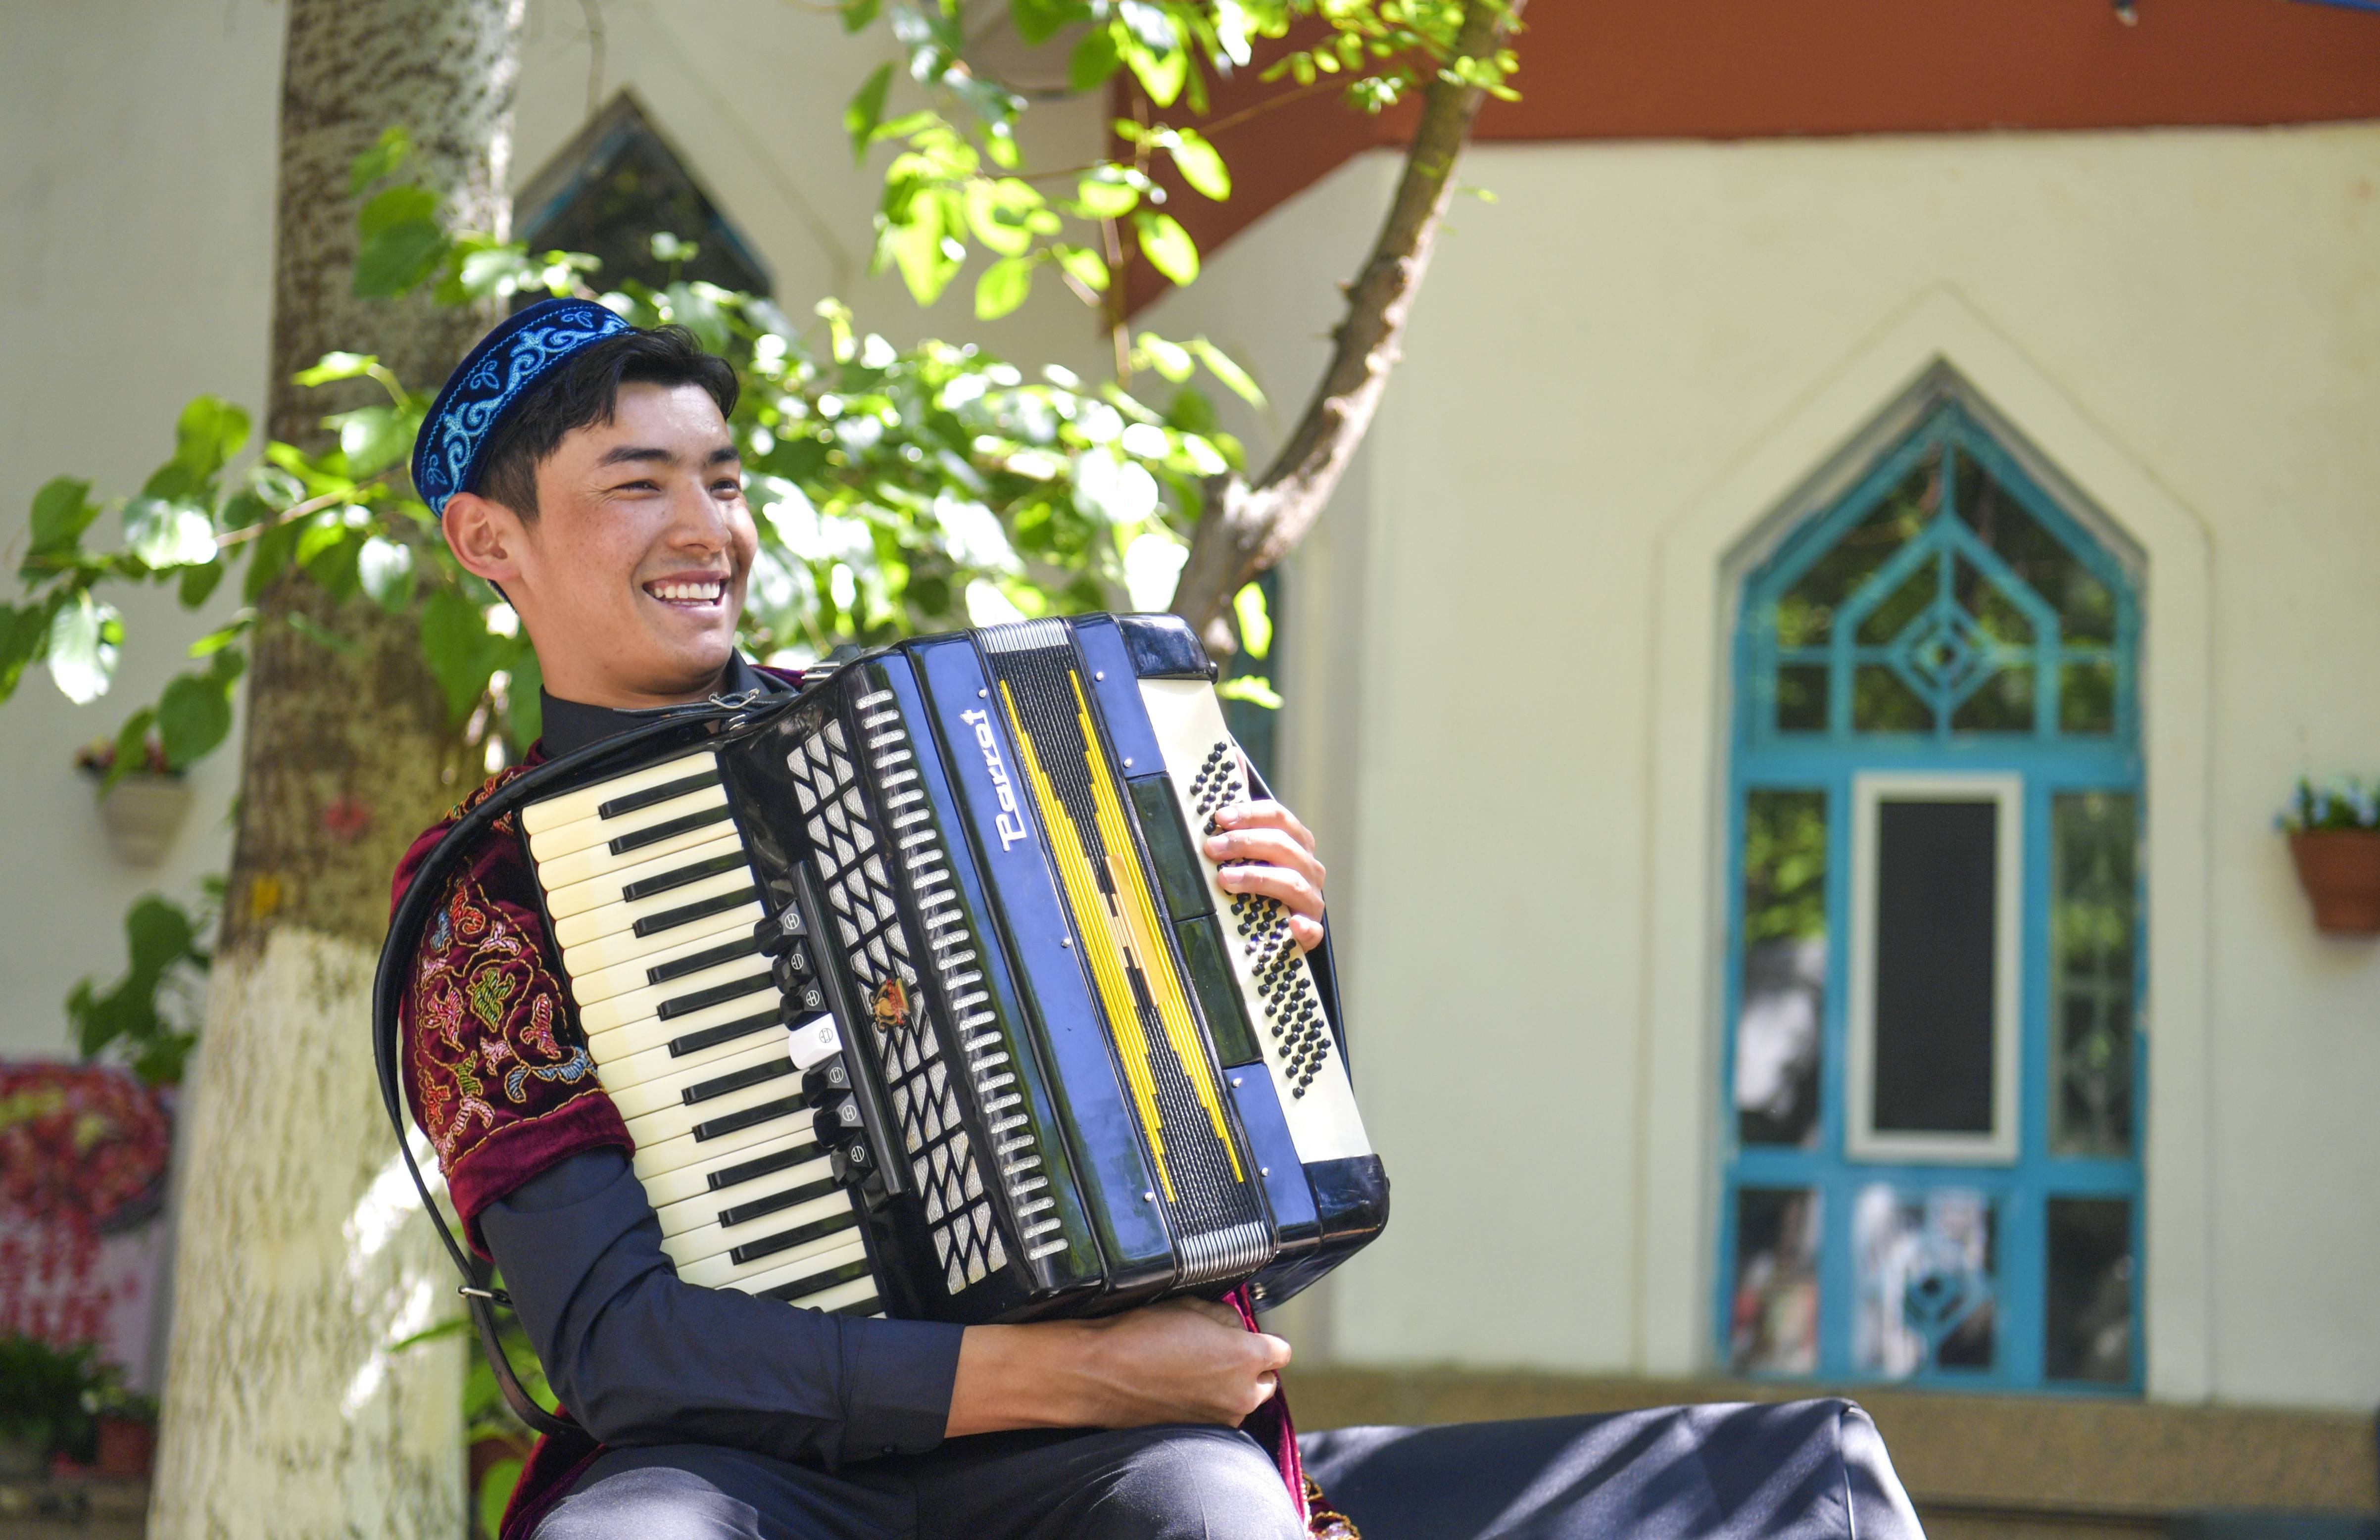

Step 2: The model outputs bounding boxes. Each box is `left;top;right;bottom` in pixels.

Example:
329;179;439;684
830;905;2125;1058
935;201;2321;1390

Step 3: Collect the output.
389;301;1923;1540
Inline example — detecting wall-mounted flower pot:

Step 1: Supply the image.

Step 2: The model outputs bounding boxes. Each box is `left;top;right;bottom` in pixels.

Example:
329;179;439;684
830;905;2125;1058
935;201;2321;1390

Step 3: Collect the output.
2288;830;2380;935
98;775;191;867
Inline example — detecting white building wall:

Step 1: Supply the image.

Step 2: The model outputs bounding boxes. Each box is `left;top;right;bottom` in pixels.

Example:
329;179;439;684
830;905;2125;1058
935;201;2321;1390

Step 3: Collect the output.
1143;124;2380;1408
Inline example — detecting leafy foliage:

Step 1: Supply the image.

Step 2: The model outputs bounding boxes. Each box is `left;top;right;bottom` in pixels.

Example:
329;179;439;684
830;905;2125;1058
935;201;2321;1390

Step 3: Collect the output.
2283;773;2380;833
65;891;214;1086
841;0;1518;330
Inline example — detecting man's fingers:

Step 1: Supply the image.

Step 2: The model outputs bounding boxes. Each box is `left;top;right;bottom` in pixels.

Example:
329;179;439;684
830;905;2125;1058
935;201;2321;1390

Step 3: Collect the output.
1254;1332;1293;1372
1175;1297;1243;1330
1212;798;1315;854
1204;828;1326;890
1285;913;1325;953
1216;863;1323;920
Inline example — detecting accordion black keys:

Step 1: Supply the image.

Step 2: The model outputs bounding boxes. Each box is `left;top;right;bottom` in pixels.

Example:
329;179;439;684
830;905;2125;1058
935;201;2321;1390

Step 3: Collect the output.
517;613;1388;1322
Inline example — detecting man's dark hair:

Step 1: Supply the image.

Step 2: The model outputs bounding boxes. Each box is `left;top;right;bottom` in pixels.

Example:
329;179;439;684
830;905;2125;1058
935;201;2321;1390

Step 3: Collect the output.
474;324;739;517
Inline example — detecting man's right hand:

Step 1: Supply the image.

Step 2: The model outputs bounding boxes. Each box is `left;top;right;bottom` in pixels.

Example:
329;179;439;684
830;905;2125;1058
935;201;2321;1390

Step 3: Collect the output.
943;1298;1291;1438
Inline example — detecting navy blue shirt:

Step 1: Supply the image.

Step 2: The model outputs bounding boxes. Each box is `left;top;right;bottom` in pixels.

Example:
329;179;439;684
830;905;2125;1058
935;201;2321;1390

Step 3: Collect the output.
489;663;964;1467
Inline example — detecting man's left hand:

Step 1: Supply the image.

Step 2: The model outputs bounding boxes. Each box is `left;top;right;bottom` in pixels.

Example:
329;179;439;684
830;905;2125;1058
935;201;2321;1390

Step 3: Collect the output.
1204;797;1327;953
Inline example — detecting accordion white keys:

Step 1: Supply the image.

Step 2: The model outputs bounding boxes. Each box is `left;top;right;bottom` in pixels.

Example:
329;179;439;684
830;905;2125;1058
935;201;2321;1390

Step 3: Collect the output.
516;613;1387;1322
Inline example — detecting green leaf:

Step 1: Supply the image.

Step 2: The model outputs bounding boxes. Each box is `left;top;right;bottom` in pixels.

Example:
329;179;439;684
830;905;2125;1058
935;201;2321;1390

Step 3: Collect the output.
156;674;233;769
1135;332;1193;382
1069;24;1122;91
846;62;894;163
1167;128;1230;200
1052;244;1110;293
974;256;1035;320
964;179;1042;257
347;126;411;196
358;182;437;237
1133;211;1199;287
420;587;500;722
173;396;250;480
1187;337;1266;408
1074;175;1138;220
358;536;416;611
292;352;380;388
354;218;447;298
48;593;121;704
479;1460;524;1540
1010;0;1079;46
1123;40;1187;107
123;498;218;569
27;477;98;560
178;560;224;609
1215;673;1281;709
1233;581;1272;660
187;619;249;658
328;405;411;477
840;0;880;32
243;519;300;603
0;602;51;701
103;708;155;792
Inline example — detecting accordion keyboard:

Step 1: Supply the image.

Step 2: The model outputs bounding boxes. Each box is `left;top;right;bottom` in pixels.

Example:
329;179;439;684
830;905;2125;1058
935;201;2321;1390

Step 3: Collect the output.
521;751;880;1312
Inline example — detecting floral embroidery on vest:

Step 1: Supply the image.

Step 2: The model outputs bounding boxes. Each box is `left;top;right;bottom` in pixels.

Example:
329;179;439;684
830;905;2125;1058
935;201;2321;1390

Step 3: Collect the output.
411;874;592;1168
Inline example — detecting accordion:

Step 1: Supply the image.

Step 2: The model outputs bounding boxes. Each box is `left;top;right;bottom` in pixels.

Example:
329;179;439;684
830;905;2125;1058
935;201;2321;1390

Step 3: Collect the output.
514;613;1387;1323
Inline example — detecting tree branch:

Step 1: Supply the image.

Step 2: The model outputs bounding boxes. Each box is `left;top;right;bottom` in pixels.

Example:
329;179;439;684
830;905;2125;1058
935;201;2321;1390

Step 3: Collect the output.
1168;0;1524;654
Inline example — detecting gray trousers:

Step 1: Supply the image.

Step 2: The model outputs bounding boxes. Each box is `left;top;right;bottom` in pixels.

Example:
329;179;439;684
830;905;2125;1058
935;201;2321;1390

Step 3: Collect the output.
535;1399;1923;1540
534;1425;1302;1540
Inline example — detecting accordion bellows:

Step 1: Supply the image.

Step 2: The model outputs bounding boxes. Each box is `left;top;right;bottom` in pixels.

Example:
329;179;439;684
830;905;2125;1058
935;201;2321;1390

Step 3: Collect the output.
516;613;1387;1322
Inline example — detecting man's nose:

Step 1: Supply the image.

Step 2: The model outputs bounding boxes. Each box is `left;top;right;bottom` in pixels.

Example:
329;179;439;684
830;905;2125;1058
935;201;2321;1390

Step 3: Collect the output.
667;475;731;548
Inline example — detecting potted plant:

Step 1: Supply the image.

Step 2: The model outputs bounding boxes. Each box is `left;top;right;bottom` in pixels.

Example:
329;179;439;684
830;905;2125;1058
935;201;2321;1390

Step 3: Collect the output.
0;1336;99;1480
74;736;192;867
2280;775;2380;935
85;1385;158;1480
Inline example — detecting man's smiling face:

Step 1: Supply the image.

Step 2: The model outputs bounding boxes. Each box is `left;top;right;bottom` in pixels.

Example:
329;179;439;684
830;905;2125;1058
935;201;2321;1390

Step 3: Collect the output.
443;380;758;709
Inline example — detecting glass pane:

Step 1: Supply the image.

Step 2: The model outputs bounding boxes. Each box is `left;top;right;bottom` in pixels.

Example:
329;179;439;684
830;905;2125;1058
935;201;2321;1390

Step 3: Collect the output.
1953;450;2116;645
1778;451;1941;648
2046;1197;2134;1384
1852;666;1931;732
1730;1188;1822;1373
1854;1184;1997;1376
2051;793;2137;1155
1738;790;1827;1147
1872;800;1997;1135
1957;560;2038;648
1950;667;2035;733
2059;658;2117;735
1776;665;1828;732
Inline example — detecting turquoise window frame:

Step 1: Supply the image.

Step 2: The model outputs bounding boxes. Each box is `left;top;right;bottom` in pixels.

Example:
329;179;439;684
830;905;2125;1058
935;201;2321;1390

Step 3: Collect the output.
1716;401;2146;1394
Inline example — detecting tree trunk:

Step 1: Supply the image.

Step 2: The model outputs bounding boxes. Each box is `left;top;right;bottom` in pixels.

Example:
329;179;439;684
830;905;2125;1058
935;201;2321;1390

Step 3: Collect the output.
1168;0;1526;654
150;2;524;1535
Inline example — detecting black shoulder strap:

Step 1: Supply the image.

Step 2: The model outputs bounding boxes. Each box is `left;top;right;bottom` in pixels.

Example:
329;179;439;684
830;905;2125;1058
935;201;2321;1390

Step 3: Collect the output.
371;707;743;1438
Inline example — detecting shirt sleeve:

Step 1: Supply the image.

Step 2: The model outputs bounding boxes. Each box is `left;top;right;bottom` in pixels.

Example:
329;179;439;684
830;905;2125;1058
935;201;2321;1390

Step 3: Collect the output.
480;1148;964;1469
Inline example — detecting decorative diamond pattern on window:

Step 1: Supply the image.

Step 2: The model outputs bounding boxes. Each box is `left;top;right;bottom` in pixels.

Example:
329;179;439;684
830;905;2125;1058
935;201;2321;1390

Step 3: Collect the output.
1749;405;2136;741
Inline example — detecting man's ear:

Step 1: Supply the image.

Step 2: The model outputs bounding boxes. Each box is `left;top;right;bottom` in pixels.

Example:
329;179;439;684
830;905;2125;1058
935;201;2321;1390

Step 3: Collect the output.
441;491;528;588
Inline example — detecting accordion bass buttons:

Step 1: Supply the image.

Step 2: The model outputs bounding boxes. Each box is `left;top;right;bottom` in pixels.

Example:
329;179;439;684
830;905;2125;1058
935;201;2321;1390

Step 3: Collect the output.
805;1057;881;1196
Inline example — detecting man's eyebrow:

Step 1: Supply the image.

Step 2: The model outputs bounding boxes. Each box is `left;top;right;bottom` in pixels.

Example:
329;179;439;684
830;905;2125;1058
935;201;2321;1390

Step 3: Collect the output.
704;444;740;468
595;445;676;469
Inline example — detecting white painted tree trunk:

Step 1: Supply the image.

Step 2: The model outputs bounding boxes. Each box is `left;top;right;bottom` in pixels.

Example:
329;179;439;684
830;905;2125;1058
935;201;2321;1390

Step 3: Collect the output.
149;1;526;1533
151;933;462;1539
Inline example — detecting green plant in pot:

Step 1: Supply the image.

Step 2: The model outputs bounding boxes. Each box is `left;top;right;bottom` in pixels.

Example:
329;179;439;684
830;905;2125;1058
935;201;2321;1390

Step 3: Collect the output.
0;1336;101;1479
2280;775;2380;935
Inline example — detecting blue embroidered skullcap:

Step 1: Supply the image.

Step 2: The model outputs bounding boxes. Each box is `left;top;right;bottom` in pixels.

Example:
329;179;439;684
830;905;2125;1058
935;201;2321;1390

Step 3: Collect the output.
411;298;632;517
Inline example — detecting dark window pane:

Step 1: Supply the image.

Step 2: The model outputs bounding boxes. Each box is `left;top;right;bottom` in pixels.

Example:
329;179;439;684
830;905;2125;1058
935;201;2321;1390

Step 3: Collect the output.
1873;800;1997;1135
1852;666;1932;732
517;94;773;298
1776;665;1829;732
1730;1188;1821;1373
1953;450;2115;645
1854;1185;1996;1376
1779;452;1941;648
2051;794;2137;1156
1739;791;1827;1147
2046;1198;2134;1383
1950;667;2036;733
1956;561;2038;648
2059;658;2118;735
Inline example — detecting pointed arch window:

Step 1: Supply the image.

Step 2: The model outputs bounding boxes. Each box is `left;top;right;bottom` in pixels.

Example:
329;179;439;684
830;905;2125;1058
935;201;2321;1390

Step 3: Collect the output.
1721;386;2144;1393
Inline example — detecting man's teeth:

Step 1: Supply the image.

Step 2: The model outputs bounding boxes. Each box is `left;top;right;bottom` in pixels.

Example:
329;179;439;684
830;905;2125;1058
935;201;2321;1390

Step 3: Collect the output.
650;580;724;602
